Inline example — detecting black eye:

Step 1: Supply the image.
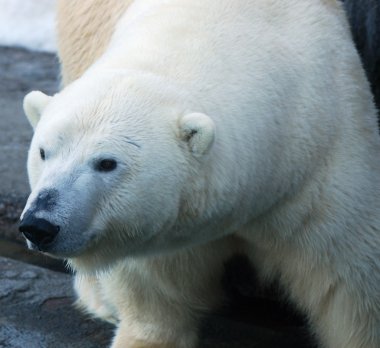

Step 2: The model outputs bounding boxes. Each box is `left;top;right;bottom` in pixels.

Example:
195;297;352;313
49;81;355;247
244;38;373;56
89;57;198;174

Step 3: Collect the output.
40;148;45;160
95;159;117;172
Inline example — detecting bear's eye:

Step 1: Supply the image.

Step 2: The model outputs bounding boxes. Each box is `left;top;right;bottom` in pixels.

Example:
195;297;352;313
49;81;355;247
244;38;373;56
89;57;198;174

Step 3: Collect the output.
95;159;117;172
40;148;45;161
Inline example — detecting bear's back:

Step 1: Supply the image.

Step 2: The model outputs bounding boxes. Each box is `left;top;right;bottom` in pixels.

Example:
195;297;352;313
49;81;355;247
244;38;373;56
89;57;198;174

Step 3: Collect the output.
57;0;134;85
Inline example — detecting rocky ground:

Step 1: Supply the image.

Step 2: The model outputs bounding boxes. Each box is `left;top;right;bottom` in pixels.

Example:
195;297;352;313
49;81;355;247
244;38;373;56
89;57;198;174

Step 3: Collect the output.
0;255;315;348
0;46;315;347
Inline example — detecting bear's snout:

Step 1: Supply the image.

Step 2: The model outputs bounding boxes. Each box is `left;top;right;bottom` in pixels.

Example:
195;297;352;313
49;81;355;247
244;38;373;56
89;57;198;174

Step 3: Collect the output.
19;215;60;251
19;188;61;250
34;189;59;212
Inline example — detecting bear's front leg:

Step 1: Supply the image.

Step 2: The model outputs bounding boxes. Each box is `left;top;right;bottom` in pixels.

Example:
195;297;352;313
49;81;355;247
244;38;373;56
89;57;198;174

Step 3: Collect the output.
310;284;380;348
111;299;198;348
97;237;238;348
249;235;380;348
74;274;119;324
112;328;193;348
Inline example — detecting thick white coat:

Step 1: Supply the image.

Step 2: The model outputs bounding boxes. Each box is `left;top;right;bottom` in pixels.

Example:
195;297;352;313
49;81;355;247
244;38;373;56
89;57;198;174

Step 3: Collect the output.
22;1;380;347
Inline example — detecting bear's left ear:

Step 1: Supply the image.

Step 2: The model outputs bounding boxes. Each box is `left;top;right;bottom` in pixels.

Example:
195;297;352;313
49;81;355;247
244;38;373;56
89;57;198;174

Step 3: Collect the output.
23;91;52;129
178;113;215;157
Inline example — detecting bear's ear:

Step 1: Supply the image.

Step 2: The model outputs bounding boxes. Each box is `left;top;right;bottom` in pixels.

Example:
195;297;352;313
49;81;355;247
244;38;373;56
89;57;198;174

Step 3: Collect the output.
179;113;215;157
23;91;52;129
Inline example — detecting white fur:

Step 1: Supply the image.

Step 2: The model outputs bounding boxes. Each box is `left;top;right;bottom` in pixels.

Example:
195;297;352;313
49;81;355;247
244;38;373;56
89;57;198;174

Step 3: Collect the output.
22;1;380;347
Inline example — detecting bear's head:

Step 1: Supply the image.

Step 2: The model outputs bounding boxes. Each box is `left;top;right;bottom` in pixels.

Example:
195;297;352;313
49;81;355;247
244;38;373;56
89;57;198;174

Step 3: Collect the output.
19;74;217;269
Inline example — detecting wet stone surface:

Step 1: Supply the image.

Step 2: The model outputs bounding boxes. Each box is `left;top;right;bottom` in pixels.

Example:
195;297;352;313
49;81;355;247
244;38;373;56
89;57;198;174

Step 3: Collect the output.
0;257;114;348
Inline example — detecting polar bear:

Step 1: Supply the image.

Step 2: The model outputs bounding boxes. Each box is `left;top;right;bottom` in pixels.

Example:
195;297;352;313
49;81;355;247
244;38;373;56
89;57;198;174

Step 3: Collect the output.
20;1;380;348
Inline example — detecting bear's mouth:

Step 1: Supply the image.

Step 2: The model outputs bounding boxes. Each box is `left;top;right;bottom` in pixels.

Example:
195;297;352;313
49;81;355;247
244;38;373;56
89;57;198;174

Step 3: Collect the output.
23;232;55;252
23;231;57;252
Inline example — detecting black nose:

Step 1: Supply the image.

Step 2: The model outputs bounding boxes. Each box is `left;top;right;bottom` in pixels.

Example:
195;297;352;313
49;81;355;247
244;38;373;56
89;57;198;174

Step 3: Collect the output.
19;216;59;250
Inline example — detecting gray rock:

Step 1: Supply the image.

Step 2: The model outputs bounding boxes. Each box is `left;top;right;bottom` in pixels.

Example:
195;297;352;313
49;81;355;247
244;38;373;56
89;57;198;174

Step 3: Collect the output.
0;257;113;348
0;46;59;197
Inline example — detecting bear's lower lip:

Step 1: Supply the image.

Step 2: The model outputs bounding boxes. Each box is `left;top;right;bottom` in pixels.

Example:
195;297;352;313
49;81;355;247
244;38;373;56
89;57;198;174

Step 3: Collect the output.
24;234;57;252
26;238;91;259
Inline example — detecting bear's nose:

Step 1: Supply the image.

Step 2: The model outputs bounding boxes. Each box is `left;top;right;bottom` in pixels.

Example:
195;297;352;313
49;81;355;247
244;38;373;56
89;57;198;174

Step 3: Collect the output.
19;216;60;250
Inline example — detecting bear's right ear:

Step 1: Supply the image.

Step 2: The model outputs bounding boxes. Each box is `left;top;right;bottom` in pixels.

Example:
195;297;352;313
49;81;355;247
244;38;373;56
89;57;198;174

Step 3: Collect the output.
23;91;52;129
